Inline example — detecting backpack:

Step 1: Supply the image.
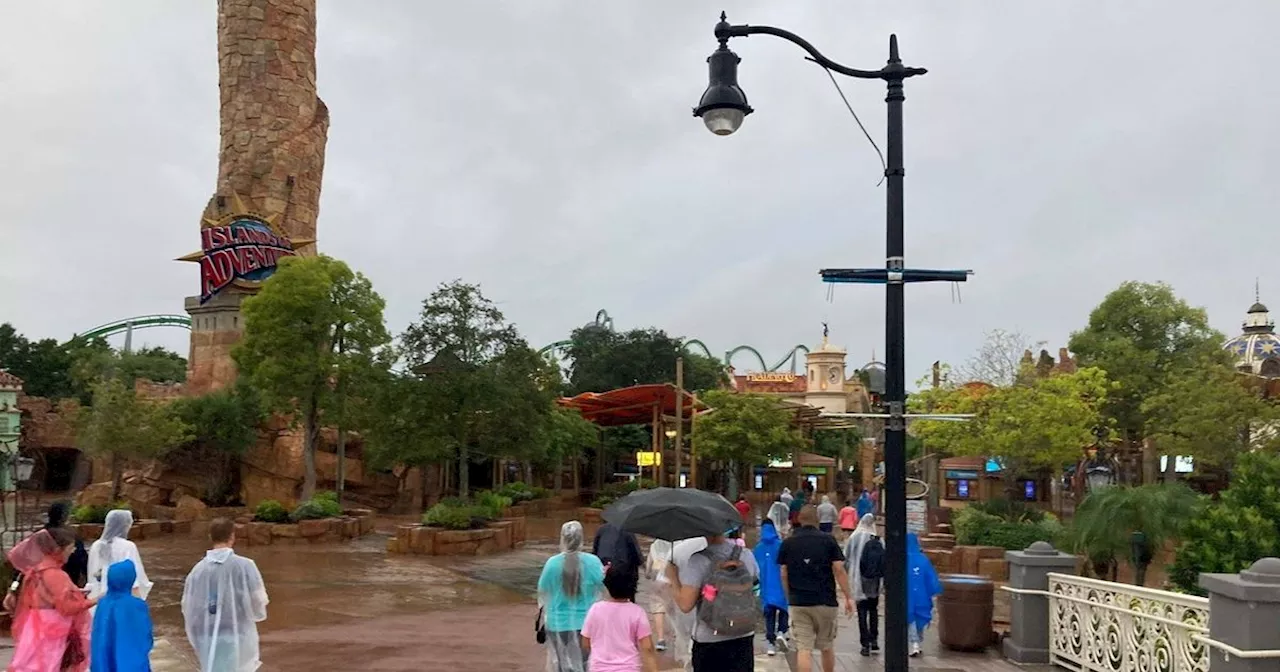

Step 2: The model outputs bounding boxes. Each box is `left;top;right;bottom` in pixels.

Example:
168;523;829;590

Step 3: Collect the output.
697;546;759;639
860;537;886;580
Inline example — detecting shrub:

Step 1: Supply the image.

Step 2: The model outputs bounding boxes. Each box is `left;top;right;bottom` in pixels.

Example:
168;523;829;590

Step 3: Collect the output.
953;505;1062;550
969;498;1046;524
475;491;513;519
291;493;343;521
423;503;491;530
495;482;548;504
254;500;290;524
589;497;613;509
72;502;131;525
1169;452;1280;594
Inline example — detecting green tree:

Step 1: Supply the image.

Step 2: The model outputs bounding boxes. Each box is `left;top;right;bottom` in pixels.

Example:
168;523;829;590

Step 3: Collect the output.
1068;282;1224;482
1142;357;1279;470
233;255;390;501
1169;452;1280;594
695;390;804;496
1065;483;1199;585
398;280;554;497
0;324;77;399
565;327;724;394
76;378;193;500
535;406;599;490
912;367;1110;498
168;383;265;505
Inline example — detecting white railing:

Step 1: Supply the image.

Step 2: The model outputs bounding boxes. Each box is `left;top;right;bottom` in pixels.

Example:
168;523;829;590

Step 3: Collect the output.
1046;572;1210;672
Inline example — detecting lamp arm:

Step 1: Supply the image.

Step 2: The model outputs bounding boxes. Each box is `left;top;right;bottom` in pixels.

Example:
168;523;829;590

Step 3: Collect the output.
717;22;927;81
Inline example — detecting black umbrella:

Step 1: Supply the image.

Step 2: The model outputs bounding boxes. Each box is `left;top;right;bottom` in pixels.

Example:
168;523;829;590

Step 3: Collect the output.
602;488;742;541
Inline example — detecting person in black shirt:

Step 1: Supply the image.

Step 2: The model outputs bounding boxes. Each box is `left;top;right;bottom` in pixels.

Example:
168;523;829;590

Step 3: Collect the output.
592;521;643;572
778;506;853;672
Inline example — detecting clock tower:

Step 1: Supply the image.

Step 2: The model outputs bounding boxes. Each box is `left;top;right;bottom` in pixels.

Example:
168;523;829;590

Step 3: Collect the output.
805;324;848;414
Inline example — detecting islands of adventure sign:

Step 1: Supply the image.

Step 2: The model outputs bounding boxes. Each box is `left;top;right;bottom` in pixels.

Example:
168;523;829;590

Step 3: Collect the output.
178;193;314;304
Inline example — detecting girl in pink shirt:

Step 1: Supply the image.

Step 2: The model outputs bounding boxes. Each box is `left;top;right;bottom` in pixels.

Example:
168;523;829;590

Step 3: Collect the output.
581;563;658;672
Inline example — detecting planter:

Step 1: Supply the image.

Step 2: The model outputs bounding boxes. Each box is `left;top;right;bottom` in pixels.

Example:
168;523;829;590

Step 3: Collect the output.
389;517;528;556
578;507;604;524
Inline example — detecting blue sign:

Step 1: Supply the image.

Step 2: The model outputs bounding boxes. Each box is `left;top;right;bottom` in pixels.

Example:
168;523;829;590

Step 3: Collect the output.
946;470;979;480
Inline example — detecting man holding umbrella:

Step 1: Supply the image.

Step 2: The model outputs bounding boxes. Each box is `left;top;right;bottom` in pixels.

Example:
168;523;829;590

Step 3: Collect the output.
602;488;761;672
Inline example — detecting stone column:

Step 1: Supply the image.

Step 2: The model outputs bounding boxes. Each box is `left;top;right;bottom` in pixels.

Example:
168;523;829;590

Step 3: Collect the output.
1199;558;1280;672
1003;541;1078;664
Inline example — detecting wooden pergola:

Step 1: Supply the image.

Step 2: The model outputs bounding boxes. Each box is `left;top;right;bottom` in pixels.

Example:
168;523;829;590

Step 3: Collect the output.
558;384;708;488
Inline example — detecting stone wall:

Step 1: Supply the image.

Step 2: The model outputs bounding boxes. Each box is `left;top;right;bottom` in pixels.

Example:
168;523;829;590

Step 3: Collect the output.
17;395;79;450
389;517;527;556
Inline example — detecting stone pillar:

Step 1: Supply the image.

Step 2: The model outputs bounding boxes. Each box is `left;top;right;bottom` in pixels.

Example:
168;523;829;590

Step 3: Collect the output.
1003;541;1078;664
1199;558;1280;672
184;0;330;395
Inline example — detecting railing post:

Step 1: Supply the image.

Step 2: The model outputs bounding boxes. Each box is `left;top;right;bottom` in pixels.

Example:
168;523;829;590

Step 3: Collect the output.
1004;541;1077;664
1199;557;1280;671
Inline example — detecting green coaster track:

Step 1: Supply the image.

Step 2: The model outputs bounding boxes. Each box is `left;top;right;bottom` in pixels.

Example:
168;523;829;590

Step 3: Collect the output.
85;309;810;372
535;309;811;373
75;315;192;342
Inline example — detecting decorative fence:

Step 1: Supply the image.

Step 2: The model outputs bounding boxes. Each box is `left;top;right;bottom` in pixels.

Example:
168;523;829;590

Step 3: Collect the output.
1046;572;1210;672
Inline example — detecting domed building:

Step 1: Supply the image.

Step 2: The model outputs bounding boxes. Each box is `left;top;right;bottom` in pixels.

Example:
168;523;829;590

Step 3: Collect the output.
1224;299;1280;378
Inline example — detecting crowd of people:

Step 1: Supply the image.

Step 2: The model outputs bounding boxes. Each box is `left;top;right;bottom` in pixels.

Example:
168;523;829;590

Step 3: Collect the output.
536;486;942;672
2;502;269;672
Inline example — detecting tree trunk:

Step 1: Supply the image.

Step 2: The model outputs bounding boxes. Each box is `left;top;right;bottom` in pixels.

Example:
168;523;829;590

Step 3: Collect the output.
110;452;123;502
457;436;470;498
554;457;564;492
301;401;319;502
1161;451;1178;483
1141;437;1158;485
727;459;739;500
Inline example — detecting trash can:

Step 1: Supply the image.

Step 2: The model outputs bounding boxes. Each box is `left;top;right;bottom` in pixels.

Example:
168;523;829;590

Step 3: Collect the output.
936;574;995;651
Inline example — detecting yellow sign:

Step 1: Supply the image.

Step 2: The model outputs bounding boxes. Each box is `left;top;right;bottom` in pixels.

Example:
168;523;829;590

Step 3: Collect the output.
746;372;797;383
636;451;662;467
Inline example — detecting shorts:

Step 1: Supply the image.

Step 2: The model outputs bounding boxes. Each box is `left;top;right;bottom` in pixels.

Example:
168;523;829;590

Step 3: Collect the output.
790;605;839;651
649;590;667;614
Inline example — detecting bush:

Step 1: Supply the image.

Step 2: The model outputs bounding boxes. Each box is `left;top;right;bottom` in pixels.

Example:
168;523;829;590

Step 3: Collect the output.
968;498;1046;524
72;502;131;525
495;482;550;504
1169;452;1280;594
254;500;290;523
291;493;343;521
953;505;1062;550
423;503;491;530
475;491;513;519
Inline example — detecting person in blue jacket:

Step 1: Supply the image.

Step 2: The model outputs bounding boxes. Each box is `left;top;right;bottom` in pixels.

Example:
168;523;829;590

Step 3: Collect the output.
906;533;943;657
752;518;789;657
91;559;154;672
855;490;875;520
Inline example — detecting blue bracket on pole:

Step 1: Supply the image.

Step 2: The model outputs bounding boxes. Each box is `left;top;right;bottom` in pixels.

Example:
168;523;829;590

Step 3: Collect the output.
819;268;973;284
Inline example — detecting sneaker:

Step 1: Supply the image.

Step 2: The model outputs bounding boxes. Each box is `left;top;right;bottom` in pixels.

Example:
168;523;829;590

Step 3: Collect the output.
655;640;667;652
766;643;777;657
870;643;880;653
775;633;788;650
859;647;871;657
910;642;922;657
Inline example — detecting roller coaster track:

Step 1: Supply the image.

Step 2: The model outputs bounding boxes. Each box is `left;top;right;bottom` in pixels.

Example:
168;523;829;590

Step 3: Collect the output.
537;309;811;372
75;315;192;342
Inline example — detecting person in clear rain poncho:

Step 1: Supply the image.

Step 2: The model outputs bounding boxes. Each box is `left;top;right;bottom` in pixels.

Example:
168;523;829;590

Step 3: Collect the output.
182;518;269;672
86;509;153;603
537;520;604;672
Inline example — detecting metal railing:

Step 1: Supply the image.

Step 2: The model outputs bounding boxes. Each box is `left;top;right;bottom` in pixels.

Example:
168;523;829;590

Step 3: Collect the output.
1003;573;1280;671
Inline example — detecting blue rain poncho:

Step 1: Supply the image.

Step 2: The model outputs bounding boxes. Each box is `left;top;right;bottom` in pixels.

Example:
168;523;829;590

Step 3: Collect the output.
91;559;153;671
752;521;787;610
906;534;943;629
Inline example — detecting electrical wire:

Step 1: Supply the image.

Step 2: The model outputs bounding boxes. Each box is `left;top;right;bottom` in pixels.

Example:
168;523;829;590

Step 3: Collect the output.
810;60;888;187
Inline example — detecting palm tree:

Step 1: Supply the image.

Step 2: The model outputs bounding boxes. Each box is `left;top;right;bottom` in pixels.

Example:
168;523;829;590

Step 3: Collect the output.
1065;483;1199;585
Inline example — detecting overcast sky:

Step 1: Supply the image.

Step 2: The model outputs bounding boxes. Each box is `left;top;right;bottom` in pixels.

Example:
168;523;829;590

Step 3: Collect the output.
3;1;1279;384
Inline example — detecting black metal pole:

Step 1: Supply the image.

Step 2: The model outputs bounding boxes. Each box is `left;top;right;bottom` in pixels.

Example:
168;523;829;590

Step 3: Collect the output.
882;34;910;672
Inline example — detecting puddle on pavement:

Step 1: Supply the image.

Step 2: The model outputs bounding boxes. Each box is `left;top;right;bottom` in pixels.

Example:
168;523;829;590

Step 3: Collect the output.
137;526;563;642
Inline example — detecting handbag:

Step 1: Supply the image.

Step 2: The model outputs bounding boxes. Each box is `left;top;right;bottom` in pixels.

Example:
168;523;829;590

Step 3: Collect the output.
535;606;547;644
62;629;86;669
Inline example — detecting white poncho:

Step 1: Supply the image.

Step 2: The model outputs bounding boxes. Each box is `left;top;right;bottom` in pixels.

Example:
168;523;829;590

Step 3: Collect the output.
86;509;153;601
182;548;270;672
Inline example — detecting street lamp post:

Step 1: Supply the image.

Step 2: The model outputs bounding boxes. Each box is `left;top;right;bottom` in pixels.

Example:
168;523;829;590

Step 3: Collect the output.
694;12;969;670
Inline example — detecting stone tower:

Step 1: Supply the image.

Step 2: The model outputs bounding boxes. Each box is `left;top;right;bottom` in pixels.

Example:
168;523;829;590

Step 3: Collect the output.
805;328;849;414
183;0;329;395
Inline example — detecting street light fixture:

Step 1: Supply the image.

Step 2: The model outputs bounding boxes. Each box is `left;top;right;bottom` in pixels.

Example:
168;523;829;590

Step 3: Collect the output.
694;12;969;671
664;427;677;440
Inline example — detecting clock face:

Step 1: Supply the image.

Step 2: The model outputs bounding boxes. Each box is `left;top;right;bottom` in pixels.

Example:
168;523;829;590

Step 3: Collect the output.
828;366;841;384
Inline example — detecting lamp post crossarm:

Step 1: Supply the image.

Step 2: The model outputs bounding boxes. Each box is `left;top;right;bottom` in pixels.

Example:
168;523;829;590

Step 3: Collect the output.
716;21;927;81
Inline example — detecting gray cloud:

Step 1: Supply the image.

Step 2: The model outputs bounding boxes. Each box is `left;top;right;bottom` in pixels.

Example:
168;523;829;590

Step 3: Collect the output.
3;1;1279;384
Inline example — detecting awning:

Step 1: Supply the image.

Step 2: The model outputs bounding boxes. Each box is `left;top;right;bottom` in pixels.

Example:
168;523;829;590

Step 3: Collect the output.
558;384;707;427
